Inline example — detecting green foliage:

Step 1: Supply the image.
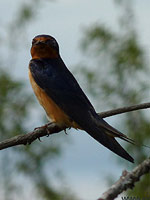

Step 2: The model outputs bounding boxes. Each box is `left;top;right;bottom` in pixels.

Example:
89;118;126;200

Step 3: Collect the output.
0;1;78;200
0;70;31;139
79;1;150;196
0;69;33;200
0;67;77;200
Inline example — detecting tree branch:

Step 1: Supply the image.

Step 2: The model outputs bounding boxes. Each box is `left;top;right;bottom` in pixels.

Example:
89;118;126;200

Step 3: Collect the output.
99;102;150;118
0;102;150;151
98;157;150;200
0;123;63;150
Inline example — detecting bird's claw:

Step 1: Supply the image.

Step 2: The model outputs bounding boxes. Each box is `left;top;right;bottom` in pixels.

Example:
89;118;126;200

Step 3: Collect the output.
64;129;68;135
34;123;52;139
38;137;42;142
64;127;70;134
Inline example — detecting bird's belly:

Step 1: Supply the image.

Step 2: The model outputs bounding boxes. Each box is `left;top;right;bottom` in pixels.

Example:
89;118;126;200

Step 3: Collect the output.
29;70;80;129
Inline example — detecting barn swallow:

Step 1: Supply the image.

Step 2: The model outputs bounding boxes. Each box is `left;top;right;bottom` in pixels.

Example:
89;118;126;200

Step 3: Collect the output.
29;34;134;163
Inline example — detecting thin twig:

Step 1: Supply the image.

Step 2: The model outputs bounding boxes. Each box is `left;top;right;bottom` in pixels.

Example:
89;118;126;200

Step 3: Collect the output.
98;157;150;200
0;102;150;151
99;102;150;118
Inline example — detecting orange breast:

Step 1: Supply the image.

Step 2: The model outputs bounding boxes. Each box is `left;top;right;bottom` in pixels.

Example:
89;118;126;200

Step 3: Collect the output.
29;69;80;129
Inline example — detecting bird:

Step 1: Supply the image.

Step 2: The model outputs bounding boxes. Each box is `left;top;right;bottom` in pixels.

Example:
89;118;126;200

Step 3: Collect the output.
29;34;134;163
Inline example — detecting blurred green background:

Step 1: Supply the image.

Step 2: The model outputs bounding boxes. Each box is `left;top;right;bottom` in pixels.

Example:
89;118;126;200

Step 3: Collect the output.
0;0;150;199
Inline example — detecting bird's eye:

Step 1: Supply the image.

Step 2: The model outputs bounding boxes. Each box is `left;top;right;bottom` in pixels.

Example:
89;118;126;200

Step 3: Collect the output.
46;39;59;51
32;39;36;45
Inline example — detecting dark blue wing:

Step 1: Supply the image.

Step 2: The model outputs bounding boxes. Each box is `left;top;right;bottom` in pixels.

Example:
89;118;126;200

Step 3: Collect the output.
29;58;96;127
29;58;134;163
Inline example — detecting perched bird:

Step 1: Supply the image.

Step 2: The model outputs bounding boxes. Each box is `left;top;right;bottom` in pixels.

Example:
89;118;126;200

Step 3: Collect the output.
29;34;134;163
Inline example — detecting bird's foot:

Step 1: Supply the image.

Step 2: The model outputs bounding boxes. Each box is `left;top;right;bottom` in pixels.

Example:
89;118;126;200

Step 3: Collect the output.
38;137;42;142
34;122;52;139
64;128;68;135
34;122;49;130
64;127;71;135
43;122;52;136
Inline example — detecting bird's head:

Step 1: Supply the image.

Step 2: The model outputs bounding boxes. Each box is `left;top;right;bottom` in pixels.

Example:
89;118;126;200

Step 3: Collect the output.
31;34;59;59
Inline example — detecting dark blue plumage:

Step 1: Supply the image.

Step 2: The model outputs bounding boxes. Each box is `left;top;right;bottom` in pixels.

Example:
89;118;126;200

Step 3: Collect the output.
29;55;134;163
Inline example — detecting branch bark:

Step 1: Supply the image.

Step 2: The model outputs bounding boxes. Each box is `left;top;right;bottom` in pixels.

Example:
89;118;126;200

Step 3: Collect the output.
0;122;63;150
0;102;150;199
0;102;150;151
98;157;150;200
99;102;150;118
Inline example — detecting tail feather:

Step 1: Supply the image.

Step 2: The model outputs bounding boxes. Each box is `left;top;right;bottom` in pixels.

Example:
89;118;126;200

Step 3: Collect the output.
83;116;134;163
95;115;136;144
95;115;150;149
86;126;134;163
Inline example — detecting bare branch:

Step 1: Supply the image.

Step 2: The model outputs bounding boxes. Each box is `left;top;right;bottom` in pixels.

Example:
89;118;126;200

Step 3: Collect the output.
0;123;63;150
99;102;150;118
0;102;150;198
0;102;150;151
98;157;150;200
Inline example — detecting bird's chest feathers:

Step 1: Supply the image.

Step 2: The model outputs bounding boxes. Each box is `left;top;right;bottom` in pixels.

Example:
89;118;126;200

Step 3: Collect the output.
28;69;79;129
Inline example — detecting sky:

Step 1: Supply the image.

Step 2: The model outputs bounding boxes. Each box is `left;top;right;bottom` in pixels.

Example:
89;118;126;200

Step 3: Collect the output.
1;0;150;200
